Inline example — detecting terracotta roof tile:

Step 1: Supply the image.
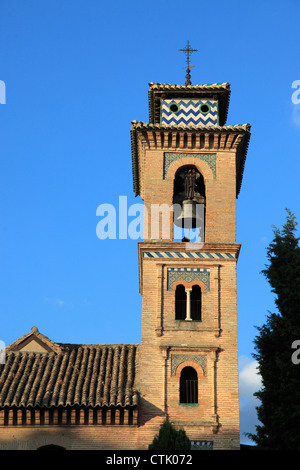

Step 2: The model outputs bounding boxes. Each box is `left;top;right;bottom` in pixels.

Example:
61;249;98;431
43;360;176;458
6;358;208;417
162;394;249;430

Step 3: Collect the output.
0;344;138;409
131;121;251;132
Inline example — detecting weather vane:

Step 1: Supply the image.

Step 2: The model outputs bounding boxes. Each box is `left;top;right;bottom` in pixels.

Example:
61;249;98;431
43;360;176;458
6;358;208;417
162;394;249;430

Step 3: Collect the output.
179;41;198;86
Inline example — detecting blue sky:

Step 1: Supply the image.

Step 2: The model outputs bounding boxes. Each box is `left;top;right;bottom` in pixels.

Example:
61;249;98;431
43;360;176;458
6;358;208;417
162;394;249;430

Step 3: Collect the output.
1;0;300;445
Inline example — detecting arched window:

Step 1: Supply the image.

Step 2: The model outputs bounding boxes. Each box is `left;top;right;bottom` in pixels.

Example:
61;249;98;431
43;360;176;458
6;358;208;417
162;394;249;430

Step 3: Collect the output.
180;366;198;404
191;285;201;321
175;284;202;321
175;284;186;320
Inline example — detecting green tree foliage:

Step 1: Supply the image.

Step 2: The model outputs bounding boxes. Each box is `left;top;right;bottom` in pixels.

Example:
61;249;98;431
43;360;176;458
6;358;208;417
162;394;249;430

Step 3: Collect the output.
148;419;191;450
248;210;300;449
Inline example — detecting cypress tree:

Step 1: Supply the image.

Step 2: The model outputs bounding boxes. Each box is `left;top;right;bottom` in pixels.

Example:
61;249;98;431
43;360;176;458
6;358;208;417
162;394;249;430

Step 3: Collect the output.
248;209;300;449
148;419;191;450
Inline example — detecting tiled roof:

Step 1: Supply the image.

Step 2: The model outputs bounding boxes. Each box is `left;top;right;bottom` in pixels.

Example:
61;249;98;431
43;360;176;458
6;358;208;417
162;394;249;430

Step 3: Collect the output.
0;343;138;409
131;121;250;132
148;82;230;89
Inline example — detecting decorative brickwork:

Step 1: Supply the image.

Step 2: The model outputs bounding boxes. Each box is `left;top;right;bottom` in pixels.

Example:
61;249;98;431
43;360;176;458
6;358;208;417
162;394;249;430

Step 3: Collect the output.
167;268;210;291
191;440;213;450
163;152;216;179
171;355;207;376
143;251;236;259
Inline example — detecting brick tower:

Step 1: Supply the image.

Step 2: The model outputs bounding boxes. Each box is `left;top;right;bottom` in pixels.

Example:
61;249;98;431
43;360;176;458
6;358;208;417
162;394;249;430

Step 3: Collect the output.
131;79;251;450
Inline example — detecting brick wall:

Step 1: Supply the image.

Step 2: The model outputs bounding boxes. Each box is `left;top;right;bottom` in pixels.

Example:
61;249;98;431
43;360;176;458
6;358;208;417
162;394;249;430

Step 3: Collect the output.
141;147;237;244
0;426;140;450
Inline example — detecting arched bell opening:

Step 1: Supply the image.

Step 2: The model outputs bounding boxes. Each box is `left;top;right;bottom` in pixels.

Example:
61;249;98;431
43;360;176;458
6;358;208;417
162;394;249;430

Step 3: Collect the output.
172;165;205;242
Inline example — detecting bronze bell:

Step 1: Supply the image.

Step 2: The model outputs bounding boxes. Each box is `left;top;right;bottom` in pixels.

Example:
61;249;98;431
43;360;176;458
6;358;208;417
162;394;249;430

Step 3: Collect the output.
175;199;202;229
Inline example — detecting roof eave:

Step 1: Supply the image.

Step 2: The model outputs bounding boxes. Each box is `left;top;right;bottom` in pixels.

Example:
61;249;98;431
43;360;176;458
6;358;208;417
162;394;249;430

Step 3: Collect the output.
131;122;251;199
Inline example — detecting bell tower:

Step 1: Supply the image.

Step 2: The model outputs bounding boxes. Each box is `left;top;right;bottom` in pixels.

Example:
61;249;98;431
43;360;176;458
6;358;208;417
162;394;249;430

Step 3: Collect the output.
131;72;251;449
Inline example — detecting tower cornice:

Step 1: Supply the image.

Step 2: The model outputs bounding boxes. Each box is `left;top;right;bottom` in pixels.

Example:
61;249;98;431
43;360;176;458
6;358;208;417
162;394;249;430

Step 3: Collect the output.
131;122;251;199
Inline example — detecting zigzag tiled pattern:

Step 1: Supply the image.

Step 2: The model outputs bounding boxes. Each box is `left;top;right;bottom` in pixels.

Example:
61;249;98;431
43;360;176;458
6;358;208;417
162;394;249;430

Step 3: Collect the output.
143;251;236;259
161;99;218;127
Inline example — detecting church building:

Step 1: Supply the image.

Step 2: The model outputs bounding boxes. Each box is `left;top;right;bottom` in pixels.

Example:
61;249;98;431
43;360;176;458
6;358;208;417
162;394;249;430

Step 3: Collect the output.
0;64;251;450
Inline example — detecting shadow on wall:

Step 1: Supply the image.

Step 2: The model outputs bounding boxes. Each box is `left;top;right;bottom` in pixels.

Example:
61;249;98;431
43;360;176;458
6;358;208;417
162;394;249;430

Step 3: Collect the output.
137;396;165;426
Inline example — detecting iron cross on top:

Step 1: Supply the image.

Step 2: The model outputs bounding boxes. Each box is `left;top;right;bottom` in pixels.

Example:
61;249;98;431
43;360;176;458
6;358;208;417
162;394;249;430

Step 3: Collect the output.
179;41;198;86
